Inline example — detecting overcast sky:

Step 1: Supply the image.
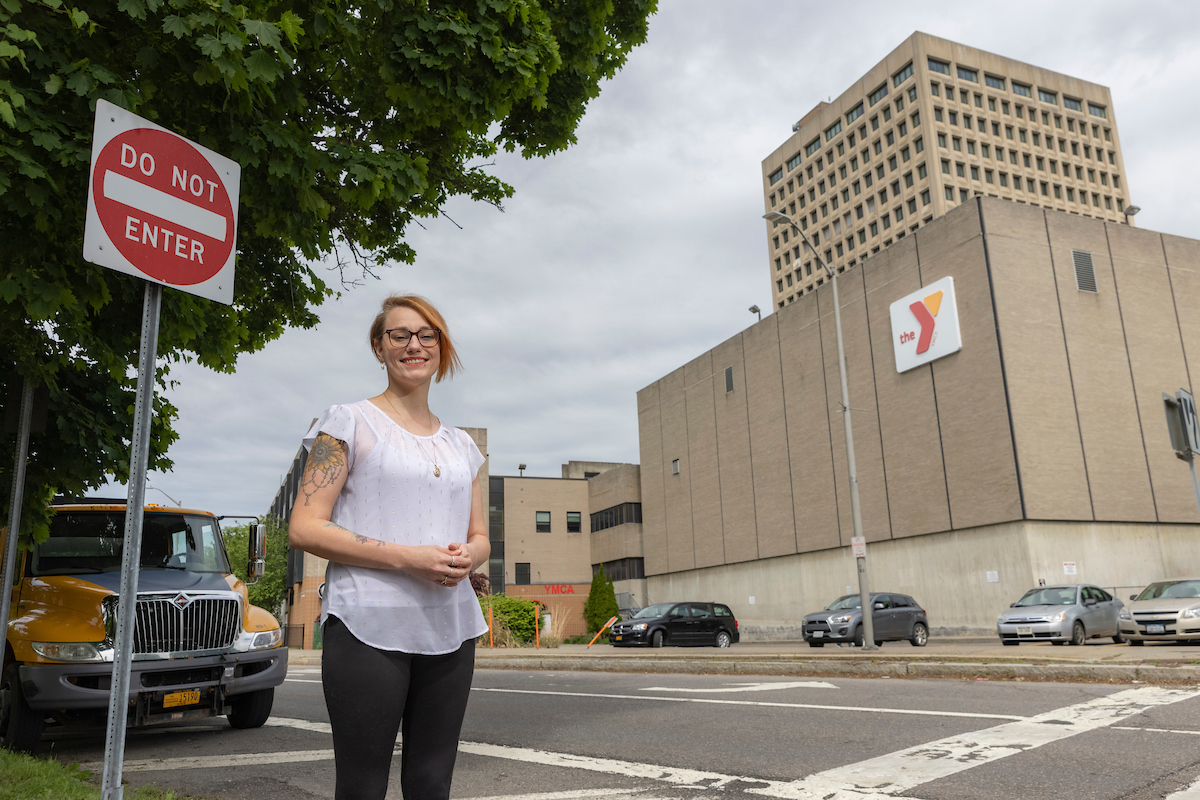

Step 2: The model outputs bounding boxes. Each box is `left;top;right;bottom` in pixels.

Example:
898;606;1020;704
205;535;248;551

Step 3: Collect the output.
96;0;1200;516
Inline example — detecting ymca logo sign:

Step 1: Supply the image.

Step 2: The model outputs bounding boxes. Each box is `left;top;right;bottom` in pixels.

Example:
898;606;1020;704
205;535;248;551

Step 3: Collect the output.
889;276;963;373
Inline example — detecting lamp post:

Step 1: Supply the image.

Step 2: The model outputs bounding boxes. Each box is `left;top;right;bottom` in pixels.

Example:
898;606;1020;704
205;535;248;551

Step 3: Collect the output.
749;304;762;322
1123;205;1141;226
763;210;877;650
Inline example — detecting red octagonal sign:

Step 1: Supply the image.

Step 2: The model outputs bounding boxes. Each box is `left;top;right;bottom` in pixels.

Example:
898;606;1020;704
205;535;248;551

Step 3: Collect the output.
84;100;240;304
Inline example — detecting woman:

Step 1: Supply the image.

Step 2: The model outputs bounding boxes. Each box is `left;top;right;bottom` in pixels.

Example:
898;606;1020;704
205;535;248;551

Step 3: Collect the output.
289;295;489;800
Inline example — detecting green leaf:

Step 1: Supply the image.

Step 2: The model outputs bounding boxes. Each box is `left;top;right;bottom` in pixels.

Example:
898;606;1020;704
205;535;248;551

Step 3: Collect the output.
242;18;282;51
278;11;303;45
67;8;89;28
162;15;189;39
0;98;14;127
244;48;282;83
0;41;21;60
117;0;146;21
43;73;63;95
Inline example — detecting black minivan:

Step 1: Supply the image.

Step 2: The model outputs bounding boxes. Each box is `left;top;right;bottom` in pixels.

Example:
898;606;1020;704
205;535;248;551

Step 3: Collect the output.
610;601;739;648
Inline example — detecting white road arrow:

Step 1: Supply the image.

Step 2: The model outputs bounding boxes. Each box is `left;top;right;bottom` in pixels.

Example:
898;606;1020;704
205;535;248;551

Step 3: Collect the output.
639;681;838;693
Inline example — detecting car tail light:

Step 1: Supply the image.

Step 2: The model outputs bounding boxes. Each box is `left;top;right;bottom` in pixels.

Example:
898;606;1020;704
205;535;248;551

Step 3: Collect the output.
734;620;739;629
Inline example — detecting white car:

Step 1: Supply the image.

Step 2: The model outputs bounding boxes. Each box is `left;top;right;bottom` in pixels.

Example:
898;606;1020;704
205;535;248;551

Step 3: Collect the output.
1118;578;1200;645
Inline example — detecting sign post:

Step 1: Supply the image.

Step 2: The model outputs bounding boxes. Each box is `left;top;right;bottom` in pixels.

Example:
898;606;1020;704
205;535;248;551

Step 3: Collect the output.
1163;389;1200;519
83;99;239;800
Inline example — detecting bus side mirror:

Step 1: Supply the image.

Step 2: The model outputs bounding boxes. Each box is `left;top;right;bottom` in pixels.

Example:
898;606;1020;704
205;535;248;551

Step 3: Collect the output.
247;524;266;585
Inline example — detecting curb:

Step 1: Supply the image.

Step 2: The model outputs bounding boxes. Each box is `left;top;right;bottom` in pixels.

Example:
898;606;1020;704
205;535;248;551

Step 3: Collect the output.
468;656;1200;684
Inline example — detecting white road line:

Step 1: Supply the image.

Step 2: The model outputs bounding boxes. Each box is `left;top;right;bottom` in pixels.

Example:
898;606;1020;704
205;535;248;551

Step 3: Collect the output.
641;681;838;693
1166;776;1200;799
82;748;338;772
471;687;1023;721
465;790;647;800
284;678;322;684
267;717;332;734
747;686;1200;800
455;741;783;792
1112;725;1200;736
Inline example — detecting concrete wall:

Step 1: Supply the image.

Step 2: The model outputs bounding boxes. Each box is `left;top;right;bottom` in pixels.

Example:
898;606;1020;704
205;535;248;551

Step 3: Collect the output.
501;476;591;585
587;464;643;566
644;519;1200;636
982;199;1200;524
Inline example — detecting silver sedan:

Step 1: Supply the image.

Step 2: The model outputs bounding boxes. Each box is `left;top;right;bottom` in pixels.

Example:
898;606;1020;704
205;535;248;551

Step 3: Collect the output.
996;585;1123;646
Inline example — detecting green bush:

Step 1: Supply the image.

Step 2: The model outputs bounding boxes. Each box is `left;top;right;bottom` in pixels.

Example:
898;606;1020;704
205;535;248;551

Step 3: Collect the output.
479;595;538;643
583;565;621;633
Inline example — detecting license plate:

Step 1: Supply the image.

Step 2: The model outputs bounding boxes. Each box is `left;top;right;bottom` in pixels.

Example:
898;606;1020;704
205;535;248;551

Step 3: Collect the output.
812;631;823;638
614;635;623;641
1017;626;1032;635
1146;624;1166;634
163;690;201;708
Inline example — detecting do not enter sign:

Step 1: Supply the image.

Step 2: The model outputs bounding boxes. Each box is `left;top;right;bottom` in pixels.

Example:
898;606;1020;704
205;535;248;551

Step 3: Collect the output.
84;99;240;304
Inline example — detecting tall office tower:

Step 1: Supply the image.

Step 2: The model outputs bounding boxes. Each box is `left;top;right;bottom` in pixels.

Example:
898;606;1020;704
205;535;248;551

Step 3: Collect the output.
762;32;1131;308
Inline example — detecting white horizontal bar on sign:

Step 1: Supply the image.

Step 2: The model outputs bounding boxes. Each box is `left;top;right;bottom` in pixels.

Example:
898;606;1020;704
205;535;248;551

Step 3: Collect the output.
103;170;228;242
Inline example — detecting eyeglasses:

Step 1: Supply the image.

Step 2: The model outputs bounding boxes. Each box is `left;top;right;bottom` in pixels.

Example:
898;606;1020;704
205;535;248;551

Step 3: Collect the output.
383;328;441;347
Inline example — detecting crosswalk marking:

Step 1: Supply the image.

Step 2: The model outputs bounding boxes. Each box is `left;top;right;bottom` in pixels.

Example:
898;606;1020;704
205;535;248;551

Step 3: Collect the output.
1166;777;1200;799
747;686;1200;799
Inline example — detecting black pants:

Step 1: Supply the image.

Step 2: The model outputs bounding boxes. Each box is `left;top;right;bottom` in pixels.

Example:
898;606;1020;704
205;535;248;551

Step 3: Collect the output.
321;615;475;800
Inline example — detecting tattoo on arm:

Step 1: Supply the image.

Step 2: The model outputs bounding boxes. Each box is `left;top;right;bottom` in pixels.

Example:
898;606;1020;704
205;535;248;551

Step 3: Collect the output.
300;433;348;505
326;524;385;548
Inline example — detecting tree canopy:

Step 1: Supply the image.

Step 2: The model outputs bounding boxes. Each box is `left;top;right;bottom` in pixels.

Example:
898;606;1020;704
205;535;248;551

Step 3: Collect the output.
0;0;656;543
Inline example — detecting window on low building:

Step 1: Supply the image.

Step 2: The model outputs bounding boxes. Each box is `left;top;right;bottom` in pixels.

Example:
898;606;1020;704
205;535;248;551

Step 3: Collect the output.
536;511;551;533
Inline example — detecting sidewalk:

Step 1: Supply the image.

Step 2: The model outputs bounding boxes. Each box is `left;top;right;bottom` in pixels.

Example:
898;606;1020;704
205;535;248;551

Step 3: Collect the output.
287;637;1200;683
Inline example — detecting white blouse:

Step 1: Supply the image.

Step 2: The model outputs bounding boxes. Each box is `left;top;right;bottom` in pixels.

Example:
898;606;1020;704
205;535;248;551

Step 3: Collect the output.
302;400;488;655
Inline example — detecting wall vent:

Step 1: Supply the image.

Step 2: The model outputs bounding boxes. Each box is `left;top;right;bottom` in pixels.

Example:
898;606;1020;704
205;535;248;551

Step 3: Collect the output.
671;459;680;475
724;366;734;393
1072;249;1098;293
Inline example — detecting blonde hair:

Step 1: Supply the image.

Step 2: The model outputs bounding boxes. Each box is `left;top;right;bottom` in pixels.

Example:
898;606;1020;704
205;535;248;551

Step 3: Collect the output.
369;295;461;382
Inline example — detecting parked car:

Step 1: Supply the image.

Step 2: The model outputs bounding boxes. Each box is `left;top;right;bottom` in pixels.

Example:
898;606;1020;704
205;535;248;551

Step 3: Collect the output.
801;593;928;647
1118;578;1200;645
609;602;739;648
996;584;1123;646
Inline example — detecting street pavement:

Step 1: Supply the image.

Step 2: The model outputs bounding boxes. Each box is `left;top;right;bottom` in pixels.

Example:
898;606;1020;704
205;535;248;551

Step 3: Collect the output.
52;656;1200;800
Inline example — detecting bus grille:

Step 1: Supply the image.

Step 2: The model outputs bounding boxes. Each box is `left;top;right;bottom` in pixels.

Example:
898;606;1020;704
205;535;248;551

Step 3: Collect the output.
104;594;241;654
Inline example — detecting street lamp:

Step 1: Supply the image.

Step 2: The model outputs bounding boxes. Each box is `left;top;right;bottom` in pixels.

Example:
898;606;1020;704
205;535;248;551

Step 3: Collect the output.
518;464;526;477
749;304;761;322
763;209;878;651
1123;205;1141;226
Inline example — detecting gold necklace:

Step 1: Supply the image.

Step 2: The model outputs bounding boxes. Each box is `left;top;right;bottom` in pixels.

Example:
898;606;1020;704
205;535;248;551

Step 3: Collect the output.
382;392;440;477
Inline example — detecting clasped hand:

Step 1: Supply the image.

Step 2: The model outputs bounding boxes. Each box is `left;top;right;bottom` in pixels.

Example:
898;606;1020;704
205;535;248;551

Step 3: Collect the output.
408;542;471;587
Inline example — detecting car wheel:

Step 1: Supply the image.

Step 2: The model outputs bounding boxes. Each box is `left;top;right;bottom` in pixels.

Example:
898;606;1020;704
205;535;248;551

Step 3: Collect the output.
227;688;274;729
651;630;665;648
808;641;825;648
852;625;864;648
1129;639;1144;647
910;623;928;647
1;663;45;753
1069;620;1086;646
714;631;732;648
1112;634;1125;644
1002;640;1019;646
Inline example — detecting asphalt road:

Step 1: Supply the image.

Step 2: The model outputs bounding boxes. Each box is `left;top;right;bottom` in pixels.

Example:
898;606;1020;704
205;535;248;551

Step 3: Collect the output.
48;664;1200;800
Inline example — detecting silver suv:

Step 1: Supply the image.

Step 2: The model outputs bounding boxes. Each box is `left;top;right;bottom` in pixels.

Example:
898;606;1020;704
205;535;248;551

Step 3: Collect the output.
801;593;928;648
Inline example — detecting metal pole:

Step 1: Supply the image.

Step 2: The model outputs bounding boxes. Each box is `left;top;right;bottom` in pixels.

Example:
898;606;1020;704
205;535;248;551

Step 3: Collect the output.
101;281;162;800
827;269;878;651
1189;457;1200;522
1;378;34;652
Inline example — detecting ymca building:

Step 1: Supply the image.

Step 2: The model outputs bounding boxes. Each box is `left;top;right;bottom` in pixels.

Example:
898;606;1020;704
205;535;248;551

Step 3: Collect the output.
636;197;1200;635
